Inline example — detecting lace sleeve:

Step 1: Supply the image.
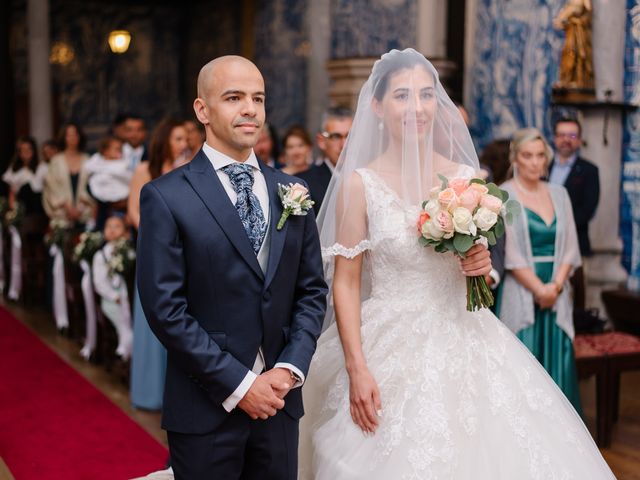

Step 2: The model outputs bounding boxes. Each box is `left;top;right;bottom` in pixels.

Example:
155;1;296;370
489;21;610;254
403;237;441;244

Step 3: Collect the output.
322;240;371;260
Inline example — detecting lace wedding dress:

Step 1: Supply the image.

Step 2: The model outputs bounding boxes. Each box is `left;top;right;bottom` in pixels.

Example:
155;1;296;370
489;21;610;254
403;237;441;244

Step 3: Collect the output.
298;169;614;479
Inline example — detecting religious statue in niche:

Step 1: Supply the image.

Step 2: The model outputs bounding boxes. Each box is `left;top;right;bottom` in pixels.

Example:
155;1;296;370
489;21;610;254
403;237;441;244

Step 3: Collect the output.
553;0;595;100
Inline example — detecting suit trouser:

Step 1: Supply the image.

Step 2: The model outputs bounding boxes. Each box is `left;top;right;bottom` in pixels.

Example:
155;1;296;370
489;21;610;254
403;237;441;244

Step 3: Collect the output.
168;408;298;480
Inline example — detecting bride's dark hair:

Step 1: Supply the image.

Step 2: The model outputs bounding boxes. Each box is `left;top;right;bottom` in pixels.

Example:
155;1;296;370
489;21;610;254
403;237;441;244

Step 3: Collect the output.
372;49;437;101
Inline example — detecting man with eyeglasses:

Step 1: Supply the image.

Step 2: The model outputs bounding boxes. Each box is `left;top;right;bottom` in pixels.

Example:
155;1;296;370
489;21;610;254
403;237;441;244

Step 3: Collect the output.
296;107;353;214
548;117;600;311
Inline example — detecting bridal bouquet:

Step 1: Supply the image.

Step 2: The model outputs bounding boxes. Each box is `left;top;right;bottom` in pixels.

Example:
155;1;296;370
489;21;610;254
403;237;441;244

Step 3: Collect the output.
45;219;70;249
107;238;136;278
4;202;25;228
72;231;104;264
417;175;520;311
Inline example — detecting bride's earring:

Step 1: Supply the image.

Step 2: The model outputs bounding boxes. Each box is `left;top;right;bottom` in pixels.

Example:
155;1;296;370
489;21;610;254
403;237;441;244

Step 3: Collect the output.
378;121;384;132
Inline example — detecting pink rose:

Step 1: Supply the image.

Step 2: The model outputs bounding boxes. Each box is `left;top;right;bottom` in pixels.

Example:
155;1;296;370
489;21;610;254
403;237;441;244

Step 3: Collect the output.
289;183;310;202
438;188;459;212
417;211;431;234
436;211;454;238
458;188;481;212
448;178;470;196
480;194;503;214
468;183;489;196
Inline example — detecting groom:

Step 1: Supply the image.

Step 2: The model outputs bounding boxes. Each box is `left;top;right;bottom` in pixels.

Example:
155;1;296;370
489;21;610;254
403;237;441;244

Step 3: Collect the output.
137;56;327;479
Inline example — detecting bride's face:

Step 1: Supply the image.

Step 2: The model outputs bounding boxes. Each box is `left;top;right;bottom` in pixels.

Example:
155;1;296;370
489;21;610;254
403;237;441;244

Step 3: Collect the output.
376;66;437;142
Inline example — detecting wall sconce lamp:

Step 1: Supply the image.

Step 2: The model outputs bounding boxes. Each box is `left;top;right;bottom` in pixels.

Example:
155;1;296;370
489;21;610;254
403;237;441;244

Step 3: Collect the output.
108;30;131;54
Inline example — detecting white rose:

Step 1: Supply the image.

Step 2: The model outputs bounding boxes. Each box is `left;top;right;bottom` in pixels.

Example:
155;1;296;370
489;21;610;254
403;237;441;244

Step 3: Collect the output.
475;236;489;249
473;207;498;231
423;199;440;218
452;207;477;236
421;219;445;240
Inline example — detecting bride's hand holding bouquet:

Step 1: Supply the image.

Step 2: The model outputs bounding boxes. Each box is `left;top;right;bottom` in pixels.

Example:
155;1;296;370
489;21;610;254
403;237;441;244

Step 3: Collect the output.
418;175;520;311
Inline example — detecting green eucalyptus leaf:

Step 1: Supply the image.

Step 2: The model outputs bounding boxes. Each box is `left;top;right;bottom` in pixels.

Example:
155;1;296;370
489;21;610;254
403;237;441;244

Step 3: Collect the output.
438;174;449;190
494;217;505;238
453;233;473;253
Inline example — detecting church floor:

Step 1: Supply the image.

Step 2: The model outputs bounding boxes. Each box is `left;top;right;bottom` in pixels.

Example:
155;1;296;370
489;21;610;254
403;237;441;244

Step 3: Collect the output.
2;300;639;479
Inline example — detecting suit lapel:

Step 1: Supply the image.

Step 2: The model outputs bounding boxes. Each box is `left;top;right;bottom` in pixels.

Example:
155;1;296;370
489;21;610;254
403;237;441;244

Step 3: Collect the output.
183;151;264;280
261;162;288;289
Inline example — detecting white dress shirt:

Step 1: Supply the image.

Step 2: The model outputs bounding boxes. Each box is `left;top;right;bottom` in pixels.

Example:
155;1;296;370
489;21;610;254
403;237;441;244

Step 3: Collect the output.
202;143;304;412
123;143;145;171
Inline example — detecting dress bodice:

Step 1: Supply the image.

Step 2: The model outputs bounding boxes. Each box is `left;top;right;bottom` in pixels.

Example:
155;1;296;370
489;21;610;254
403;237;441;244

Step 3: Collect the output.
526;208;557;258
356;168;466;308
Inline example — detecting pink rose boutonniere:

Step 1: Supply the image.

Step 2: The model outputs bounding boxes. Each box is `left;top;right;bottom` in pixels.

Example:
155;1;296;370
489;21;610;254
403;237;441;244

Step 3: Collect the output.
277;183;315;230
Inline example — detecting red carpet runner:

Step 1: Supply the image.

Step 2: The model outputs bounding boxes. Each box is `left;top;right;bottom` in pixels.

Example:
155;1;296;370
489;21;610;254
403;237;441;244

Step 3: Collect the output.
0;307;168;479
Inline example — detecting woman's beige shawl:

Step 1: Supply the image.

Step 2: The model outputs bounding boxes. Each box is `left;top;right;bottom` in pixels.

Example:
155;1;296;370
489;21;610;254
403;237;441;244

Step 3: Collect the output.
499;180;581;339
42;152;95;222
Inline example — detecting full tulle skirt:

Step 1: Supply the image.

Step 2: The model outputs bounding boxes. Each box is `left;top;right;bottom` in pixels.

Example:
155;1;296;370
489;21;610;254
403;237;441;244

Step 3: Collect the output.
299;296;614;479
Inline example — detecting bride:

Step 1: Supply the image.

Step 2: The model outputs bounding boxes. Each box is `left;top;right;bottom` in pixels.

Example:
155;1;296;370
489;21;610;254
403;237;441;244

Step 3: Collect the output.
298;49;614;479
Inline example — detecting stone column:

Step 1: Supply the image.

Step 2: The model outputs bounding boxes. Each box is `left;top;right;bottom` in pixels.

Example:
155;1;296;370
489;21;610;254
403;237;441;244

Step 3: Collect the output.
580;1;628;312
326;58;376;112
306;0;331;137
27;0;53;145
463;0;478;108
416;0;456;84
416;0;447;59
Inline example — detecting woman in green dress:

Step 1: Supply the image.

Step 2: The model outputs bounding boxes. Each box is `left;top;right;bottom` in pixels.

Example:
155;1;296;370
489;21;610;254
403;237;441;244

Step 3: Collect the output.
498;128;583;413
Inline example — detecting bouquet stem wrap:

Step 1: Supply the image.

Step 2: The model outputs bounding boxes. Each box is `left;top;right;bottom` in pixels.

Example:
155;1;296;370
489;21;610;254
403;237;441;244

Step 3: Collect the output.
466;276;494;311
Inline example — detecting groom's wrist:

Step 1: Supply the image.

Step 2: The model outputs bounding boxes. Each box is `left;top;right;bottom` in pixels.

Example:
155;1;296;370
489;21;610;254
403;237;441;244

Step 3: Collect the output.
274;362;305;388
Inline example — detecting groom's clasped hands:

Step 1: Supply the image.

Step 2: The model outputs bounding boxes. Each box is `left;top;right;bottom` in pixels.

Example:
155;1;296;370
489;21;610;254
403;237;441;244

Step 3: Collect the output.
238;367;293;420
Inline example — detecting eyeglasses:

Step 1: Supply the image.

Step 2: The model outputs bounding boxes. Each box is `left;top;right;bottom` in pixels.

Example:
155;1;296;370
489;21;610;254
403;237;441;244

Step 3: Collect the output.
321;132;348;141
555;132;579;140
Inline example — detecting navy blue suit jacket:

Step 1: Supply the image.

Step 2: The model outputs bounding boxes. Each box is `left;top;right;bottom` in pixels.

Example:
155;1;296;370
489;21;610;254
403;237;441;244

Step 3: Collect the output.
549;156;599;256
136;150;327;434
296;162;333;215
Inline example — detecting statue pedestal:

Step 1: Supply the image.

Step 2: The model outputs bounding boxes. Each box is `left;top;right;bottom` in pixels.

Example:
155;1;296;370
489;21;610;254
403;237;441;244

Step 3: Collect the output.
552;86;597;103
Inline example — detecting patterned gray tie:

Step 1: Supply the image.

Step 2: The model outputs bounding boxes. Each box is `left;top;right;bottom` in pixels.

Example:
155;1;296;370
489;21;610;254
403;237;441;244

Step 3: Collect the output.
221;163;267;255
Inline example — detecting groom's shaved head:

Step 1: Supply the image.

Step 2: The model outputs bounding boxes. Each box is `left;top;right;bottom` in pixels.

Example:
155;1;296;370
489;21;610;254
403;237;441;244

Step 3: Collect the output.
197;55;263;100
193;55;266;161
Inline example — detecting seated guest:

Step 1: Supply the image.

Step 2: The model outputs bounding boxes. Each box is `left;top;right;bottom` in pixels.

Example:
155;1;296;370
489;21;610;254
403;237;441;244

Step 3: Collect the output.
281;125;312;175
42;123;95;227
92;214;133;359
85;136;132;231
254;122;281;168
297;107;353;214
498;127;583;413
3;136;48;215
